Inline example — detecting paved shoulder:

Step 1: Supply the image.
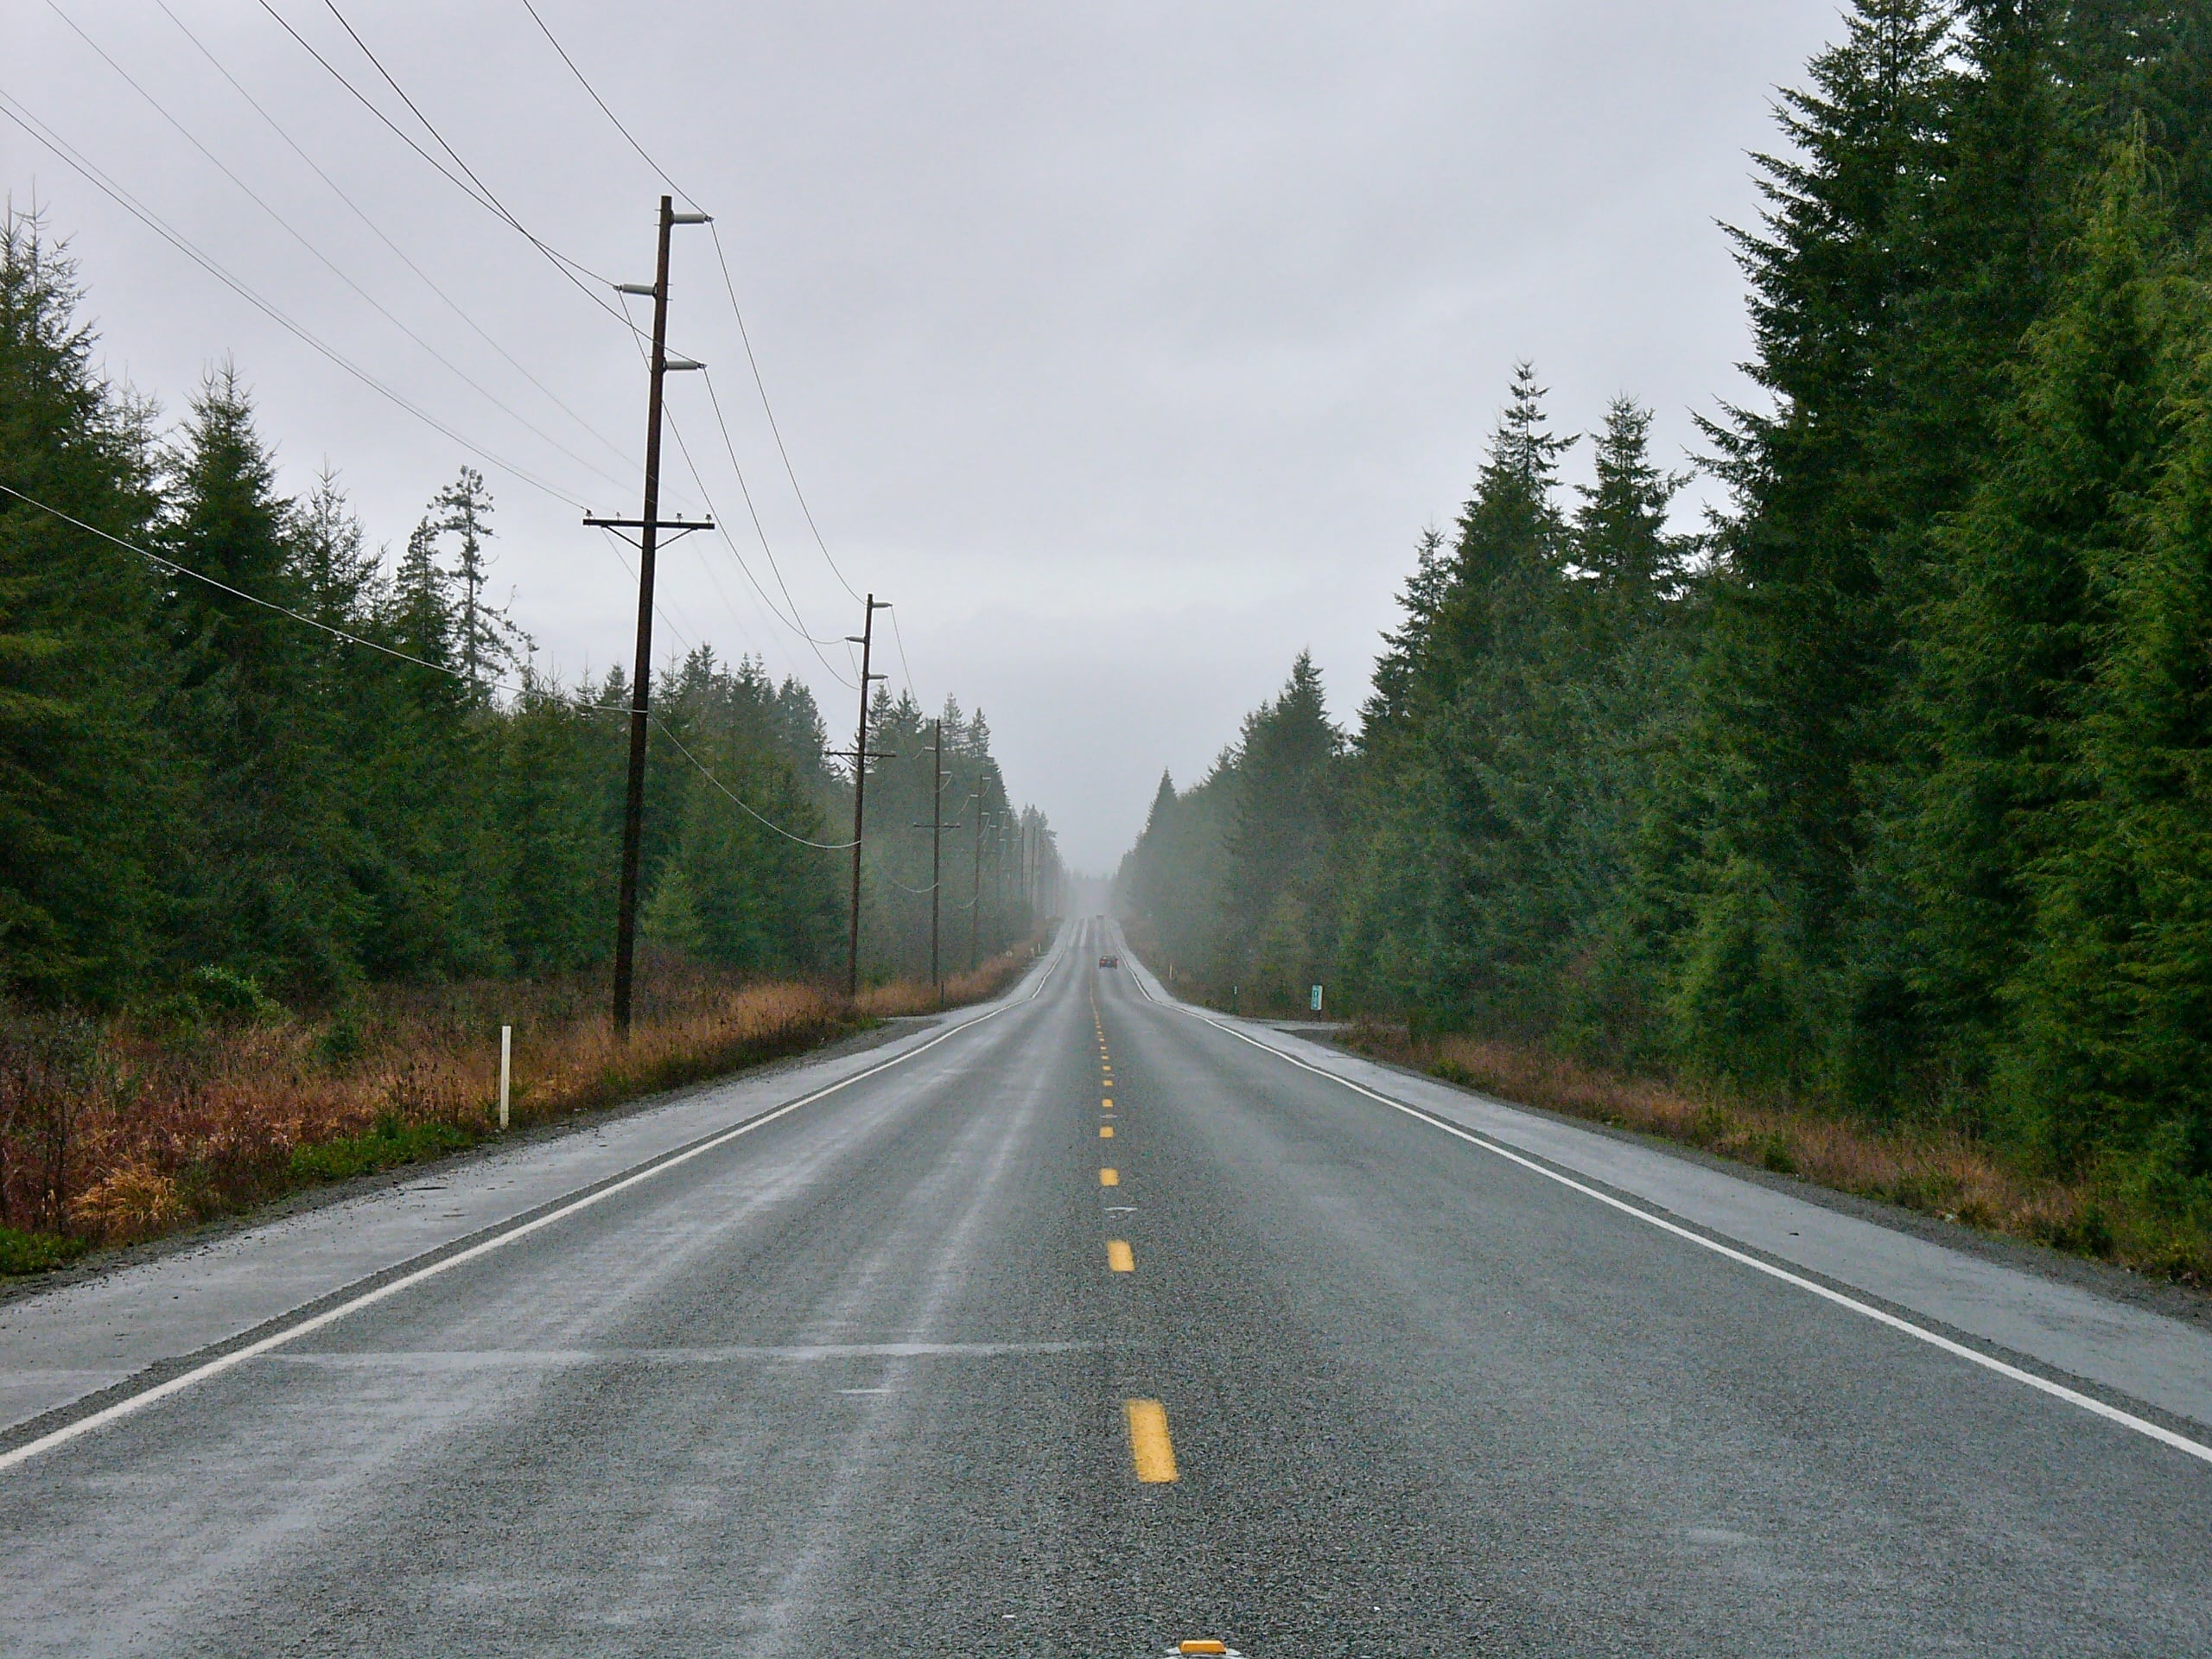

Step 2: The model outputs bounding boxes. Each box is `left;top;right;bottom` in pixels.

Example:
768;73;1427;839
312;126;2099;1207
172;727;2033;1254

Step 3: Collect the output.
1116;942;2212;1436
0;961;1058;1439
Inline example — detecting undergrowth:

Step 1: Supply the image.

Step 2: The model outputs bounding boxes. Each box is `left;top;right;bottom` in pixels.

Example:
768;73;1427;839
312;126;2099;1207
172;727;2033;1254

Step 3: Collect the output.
0;933;1052;1274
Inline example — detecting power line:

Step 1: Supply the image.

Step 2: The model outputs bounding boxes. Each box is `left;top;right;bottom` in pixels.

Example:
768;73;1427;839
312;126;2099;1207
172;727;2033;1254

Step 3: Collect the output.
0;476;583;697
2;477;846;851
708;223;864;603
648;721;858;851
501;0;865;610
251;0;645;343
516;0;692;205
318;0;601;281
155;0;638;477
0;88;591;511
697;368;852;655
47;0;637;500
887;603;924;712
660;401;859;687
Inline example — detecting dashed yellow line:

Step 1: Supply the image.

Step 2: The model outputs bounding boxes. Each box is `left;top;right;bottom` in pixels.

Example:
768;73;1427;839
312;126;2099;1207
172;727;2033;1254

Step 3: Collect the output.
1126;1398;1178;1482
1100;1124;1114;1138
1100;1167;1119;1186
1106;1239;1135;1272
1102;1098;1113;1109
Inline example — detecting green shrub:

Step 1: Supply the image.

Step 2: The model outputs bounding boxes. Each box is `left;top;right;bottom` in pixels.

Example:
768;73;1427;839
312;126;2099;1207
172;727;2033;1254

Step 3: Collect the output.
0;1225;89;1275
289;1115;472;1183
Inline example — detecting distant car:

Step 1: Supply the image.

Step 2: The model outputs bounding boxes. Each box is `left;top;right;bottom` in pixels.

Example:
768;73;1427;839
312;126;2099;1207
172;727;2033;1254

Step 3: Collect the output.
1098;955;1120;969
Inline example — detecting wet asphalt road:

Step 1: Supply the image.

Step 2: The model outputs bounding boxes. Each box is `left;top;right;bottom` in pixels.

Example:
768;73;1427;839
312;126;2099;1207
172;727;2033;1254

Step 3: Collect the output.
3;918;2209;1656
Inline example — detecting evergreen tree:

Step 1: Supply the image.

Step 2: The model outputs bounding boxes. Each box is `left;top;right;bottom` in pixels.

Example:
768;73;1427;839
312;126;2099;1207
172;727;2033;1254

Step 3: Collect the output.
1218;652;1341;1005
1678;0;1956;1085
1908;139;2177;1111
0;213;168;1004
160;367;363;988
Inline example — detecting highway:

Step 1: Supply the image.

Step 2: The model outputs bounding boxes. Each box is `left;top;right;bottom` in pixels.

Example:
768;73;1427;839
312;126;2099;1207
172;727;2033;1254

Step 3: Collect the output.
3;916;2210;1656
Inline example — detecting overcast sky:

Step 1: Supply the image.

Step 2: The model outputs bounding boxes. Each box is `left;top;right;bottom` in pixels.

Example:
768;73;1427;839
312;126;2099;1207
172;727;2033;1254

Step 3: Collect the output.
4;1;1845;870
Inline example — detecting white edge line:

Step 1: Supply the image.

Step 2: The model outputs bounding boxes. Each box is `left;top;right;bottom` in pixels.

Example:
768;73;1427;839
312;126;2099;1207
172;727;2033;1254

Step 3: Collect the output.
0;938;1070;1476
1121;944;2212;1468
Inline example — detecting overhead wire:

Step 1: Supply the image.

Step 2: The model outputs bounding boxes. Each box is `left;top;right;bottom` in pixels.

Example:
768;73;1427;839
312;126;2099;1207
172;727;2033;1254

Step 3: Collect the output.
659;398;859;684
316;0;609;285
154;0;638;475
646;721;858;850
252;0;648;343
0;477;601;702
696;370;855;658
508;0;868;610
46;0;637;500
14;10;858;856
601;289;810;677
0;87;591;511
887;604;925;715
707;222;864;603
516;0;693;206
2;477;843;851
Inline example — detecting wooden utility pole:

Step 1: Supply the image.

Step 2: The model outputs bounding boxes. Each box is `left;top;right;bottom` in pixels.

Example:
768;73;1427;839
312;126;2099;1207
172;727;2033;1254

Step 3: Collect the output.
914;721;956;1004
587;194;712;1038
929;721;945;1001
969;798;986;972
840;595;891;996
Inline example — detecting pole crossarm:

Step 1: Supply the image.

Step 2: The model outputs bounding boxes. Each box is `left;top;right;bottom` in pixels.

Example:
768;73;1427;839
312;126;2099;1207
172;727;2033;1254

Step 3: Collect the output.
583;512;715;551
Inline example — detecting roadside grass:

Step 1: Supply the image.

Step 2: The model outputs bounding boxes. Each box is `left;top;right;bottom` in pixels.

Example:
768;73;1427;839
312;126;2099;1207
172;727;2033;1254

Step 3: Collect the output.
0;1224;87;1274
1343;1024;2212;1291
856;940;1046;1017
0;933;1056;1274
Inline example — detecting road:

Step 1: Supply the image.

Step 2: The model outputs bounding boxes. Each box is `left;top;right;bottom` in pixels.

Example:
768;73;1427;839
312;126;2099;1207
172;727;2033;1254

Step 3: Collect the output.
3;917;2210;1656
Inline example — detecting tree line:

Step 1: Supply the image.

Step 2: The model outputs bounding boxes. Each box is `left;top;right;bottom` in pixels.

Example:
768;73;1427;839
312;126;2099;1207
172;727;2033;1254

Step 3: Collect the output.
0;213;1058;1014
1118;0;2212;1197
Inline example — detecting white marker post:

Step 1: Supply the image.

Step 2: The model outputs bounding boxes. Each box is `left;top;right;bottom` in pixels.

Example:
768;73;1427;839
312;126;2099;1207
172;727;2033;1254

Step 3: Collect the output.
499;1026;512;1131
1310;984;1324;1014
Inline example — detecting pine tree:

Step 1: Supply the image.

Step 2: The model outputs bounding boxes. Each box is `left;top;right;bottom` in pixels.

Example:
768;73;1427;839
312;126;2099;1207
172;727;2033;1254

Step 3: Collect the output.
432;466;500;689
1218;652;1341;1004
1907;138;2177;1116
0;213;168;1004
160;366;363;989
1676;0;1956;1086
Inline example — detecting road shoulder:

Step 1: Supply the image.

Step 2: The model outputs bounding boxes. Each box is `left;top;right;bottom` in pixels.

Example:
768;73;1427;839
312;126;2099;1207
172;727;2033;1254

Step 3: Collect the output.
0;1002;990;1440
1116;946;2212;1435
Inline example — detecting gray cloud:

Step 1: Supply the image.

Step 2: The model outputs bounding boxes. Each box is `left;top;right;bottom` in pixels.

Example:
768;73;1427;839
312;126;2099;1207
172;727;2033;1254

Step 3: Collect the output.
5;0;1843;868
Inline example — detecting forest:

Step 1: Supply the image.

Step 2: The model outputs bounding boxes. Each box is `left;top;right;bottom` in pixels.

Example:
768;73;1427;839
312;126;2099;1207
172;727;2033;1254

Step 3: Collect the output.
0;209;1061;1013
0;207;1067;1255
1117;0;2212;1242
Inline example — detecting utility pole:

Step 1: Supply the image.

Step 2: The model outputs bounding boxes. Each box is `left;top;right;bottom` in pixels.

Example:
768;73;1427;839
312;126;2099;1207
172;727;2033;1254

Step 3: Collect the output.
836;595;892;996
931;720;944;998
910;721;956;1005
586;194;713;1038
969;798;986;972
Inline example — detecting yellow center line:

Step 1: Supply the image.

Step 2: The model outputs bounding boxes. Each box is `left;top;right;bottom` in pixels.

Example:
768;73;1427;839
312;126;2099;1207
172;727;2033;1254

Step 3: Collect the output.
1100;1124;1114;1137
1102;1098;1113;1109
1100;1167;1118;1186
1106;1238;1135;1272
1126;1398;1178;1482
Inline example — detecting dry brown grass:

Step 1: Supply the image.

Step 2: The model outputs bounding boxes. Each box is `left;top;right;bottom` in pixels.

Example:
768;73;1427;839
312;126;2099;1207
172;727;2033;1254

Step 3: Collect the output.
0;959;855;1255
0;935;1058;1262
1343;1024;2212;1288
856;940;1044;1017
